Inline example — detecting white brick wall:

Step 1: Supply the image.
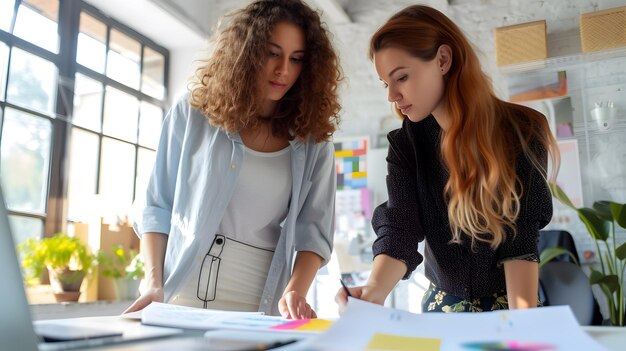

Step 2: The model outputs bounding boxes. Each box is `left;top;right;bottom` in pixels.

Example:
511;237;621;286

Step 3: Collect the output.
329;0;626;141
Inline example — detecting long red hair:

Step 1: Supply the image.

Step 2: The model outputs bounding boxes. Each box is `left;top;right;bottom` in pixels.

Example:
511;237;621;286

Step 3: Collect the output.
370;5;559;249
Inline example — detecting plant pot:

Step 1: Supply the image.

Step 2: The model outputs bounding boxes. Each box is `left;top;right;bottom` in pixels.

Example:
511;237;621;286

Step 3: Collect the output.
114;278;141;300
48;267;85;302
53;291;81;302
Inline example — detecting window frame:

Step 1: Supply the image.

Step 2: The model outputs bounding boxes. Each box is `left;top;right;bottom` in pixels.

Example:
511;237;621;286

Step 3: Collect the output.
0;0;169;239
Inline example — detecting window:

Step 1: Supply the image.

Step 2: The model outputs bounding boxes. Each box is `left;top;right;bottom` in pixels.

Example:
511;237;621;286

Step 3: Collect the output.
142;47;165;99
107;28;141;89
66;128;99;222
72;73;103;132
13;0;59;53
0;0;168;245
103;86;139;143
0;0;16;32
0;42;8;101
8;214;43;246
0;107;52;214
99;137;136;216
6;47;57;114
135;147;156;206
138;101;162;149
76;12;106;73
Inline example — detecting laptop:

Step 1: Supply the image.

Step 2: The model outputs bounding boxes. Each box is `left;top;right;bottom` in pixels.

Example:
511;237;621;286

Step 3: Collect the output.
0;186;182;350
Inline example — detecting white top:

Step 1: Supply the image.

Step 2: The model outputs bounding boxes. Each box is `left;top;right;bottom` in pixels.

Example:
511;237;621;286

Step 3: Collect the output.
133;95;336;316
217;146;292;250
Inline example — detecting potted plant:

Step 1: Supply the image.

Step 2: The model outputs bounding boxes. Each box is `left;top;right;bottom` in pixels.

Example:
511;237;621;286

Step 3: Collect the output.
18;233;96;302
97;245;144;300
550;183;626;326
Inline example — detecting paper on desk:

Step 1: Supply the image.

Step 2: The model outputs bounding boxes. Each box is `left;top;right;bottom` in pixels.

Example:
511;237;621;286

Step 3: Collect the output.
120;310;143;320
141;302;333;333
305;298;607;351
141;302;262;329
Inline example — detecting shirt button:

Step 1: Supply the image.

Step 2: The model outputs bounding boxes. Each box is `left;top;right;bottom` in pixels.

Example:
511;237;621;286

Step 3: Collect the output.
264;299;269;304
231;163;236;169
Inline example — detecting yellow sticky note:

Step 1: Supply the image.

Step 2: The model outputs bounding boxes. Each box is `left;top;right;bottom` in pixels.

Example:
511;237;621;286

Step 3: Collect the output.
366;333;441;351
295;319;333;332
335;150;354;157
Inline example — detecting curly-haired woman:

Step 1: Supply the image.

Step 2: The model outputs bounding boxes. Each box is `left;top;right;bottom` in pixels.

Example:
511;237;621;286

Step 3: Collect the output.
127;0;342;319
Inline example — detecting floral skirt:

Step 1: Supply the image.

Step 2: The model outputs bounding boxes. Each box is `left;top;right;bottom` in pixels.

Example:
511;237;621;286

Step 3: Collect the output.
421;284;510;313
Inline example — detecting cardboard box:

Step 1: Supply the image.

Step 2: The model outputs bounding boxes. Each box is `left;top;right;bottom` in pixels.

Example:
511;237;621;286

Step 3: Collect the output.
495;20;548;66
580;6;626;53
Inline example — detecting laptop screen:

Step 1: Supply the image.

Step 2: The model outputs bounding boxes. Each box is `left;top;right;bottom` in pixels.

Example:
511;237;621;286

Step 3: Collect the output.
0;186;40;351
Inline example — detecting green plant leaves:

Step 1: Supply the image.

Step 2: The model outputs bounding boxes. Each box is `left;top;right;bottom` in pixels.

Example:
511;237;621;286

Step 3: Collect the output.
97;246;143;280
551;184;626;326
589;269;620;293
539;246;579;267
577;208;610;241
549;183;575;209
17;233;95;285
592;201;614;222
609;202;626;229
616;242;626;261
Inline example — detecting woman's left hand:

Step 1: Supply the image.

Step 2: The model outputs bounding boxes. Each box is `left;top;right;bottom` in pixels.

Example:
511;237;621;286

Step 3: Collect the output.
279;290;317;319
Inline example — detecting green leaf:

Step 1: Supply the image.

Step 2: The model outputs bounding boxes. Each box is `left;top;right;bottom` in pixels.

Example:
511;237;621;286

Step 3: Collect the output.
600;275;620;293
17;233;95;284
539;246;579;267
590;271;620;293
577;208;610;241
589;268;604;285
549;183;576;209
609;202;626;229
593;201;614;222
616;242;626;261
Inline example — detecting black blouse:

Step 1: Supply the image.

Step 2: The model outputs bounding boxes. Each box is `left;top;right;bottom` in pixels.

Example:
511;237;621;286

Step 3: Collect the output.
371;115;553;299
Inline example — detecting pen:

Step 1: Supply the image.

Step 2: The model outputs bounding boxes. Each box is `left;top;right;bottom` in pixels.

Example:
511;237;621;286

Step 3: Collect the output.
339;278;352;298
243;339;299;351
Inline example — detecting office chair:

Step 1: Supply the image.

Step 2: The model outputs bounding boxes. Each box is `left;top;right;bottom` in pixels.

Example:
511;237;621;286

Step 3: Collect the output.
538;230;580;264
537;230;604;325
539;260;597;325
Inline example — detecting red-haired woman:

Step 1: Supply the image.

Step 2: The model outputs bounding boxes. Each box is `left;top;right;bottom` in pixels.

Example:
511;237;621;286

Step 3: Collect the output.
337;5;558;313
128;0;342;319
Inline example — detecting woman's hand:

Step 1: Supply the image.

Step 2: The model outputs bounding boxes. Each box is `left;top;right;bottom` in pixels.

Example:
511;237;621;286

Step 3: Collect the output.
334;284;386;315
122;287;164;314
279;290;317;319
123;232;167;314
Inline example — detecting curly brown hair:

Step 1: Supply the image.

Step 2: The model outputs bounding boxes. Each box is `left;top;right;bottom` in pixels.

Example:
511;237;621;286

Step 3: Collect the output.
189;0;342;143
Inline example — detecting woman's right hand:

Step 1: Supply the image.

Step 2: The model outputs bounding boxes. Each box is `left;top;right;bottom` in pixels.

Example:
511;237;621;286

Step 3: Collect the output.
334;284;386;315
122;287;164;314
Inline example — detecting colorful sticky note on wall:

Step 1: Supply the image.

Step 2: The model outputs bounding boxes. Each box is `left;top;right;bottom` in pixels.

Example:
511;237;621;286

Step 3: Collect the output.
366;332;441;351
334;138;368;190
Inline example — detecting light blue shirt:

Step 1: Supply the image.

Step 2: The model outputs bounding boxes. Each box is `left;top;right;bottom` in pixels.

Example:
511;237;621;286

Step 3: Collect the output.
133;95;336;315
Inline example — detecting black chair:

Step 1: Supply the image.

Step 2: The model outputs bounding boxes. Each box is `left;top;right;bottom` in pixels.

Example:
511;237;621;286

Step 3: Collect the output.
539;261;596;325
538;230;603;325
538;230;580;264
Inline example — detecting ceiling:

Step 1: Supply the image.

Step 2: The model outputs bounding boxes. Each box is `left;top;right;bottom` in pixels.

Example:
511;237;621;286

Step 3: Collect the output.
83;0;473;50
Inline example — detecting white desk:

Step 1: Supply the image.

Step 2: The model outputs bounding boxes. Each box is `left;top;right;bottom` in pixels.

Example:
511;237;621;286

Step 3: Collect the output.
582;326;626;351
36;316;626;351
